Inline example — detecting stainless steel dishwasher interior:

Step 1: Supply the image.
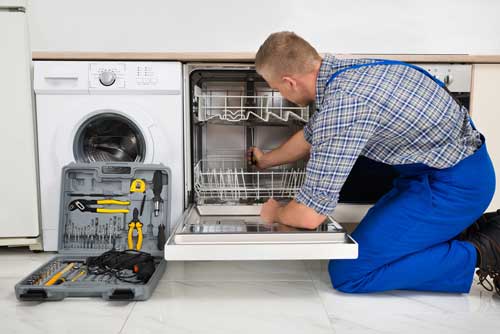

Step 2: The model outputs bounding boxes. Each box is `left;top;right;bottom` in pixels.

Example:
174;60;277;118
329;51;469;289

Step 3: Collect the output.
187;66;311;215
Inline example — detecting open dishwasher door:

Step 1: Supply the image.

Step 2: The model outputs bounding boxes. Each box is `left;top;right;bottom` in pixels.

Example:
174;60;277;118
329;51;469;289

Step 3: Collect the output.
164;205;358;261
168;63;360;260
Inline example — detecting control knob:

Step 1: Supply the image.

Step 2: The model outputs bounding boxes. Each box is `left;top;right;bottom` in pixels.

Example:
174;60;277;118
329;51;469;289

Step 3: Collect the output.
443;74;453;86
99;70;116;86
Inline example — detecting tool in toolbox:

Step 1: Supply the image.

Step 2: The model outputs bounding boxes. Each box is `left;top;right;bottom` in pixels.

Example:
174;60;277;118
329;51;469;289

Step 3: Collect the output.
152;170;167;250
127;208;144;251
86;249;156;284
45;262;76;286
28;261;63;286
140;194;146;216
157;224;166;251
70;269;86;282
54;263;85;285
68;199;130;214
130;178;147;216
152;170;163;217
130;178;146;193
70;193;127;197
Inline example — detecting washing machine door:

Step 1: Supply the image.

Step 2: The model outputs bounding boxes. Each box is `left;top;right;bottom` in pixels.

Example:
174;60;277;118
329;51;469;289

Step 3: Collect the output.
52;99;161;166
73;111;148;163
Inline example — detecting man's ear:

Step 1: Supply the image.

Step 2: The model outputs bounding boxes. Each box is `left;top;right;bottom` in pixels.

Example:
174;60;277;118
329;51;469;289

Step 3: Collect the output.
282;76;297;89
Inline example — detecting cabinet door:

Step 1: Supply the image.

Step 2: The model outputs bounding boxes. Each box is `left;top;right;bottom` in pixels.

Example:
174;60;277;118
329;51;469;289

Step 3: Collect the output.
470;64;500;211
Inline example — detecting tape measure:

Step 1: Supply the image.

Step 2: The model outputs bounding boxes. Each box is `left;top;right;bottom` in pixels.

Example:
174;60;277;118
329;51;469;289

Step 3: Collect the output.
130;179;146;193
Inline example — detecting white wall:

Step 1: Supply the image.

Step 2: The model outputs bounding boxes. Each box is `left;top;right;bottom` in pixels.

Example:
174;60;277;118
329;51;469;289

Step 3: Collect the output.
27;0;500;54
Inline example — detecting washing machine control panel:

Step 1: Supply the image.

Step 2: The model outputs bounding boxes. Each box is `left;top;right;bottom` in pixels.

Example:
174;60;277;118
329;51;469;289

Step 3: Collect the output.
85;62;180;93
89;63;163;90
90;63;126;88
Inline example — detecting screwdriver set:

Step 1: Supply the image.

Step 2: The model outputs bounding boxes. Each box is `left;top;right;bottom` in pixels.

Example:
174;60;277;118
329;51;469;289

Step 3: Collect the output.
15;163;171;301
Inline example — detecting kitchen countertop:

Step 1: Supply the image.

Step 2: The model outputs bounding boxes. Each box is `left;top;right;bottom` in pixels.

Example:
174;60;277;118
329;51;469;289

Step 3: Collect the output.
32;52;500;63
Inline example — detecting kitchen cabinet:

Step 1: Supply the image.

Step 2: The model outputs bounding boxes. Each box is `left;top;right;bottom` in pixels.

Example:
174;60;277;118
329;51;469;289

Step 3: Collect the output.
470;64;500;211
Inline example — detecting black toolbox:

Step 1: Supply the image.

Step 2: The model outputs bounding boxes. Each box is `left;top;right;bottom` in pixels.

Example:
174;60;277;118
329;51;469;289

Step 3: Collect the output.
15;163;171;301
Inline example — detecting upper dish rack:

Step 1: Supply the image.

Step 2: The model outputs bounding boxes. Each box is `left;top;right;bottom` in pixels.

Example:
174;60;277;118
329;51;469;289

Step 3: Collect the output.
194;92;310;123
194;159;306;203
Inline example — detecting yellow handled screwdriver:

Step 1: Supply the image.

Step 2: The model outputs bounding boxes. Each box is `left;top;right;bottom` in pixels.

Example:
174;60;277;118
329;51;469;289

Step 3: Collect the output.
70;270;86;282
44;262;75;286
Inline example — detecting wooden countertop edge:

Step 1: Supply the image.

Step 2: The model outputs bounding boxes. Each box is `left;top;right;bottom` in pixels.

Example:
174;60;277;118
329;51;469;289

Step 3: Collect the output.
31;51;500;63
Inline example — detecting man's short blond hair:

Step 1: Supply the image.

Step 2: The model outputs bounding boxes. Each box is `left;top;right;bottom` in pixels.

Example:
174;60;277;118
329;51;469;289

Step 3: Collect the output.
255;31;322;79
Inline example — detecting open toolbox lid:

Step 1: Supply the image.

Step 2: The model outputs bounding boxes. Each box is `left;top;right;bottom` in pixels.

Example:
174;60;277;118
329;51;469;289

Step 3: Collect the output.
58;162;172;257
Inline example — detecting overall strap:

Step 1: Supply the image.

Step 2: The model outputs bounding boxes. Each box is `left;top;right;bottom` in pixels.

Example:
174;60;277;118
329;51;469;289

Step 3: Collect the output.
325;59;446;88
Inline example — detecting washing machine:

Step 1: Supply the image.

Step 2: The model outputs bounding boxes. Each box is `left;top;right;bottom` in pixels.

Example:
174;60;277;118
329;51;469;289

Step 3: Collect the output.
34;61;184;251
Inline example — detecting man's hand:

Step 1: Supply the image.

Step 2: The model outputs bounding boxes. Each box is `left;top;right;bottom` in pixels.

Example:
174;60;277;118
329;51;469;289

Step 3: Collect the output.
246;130;311;170
260;198;282;224
247;146;267;170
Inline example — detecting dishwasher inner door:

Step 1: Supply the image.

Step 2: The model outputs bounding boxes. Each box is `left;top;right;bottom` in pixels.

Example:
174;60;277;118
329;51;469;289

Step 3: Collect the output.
165;206;358;260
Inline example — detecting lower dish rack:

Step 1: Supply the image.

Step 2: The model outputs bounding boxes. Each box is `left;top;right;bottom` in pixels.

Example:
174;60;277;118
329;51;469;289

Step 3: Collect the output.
194;159;306;203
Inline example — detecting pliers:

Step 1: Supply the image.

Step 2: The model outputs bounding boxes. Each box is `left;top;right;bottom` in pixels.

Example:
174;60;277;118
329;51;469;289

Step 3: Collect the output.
68;199;130;214
127;208;143;251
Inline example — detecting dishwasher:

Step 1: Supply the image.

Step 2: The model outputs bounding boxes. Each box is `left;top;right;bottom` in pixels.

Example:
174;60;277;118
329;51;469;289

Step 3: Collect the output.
164;63;359;261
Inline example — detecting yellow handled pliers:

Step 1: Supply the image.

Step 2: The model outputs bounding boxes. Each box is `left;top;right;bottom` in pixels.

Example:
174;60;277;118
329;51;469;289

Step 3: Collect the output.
68;199;130;213
127;208;143;250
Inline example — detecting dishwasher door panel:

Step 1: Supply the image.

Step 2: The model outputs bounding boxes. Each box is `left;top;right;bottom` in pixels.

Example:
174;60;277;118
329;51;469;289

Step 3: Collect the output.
164;206;358;261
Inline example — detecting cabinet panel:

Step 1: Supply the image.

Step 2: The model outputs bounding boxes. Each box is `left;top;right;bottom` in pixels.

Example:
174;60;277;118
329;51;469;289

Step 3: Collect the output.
0;8;39;238
471;64;500;211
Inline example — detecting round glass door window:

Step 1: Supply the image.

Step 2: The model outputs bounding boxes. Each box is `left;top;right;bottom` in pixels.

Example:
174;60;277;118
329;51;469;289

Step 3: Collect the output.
74;113;146;162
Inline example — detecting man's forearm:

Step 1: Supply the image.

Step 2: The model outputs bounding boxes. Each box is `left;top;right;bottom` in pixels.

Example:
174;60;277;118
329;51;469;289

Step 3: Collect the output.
276;200;326;230
260;130;311;169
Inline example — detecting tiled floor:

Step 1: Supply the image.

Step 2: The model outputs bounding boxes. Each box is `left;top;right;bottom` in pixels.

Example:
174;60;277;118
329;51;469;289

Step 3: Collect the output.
1;247;499;334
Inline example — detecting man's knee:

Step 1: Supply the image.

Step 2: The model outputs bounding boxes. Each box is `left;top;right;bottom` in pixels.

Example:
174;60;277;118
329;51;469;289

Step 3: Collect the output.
328;259;365;293
328;260;376;293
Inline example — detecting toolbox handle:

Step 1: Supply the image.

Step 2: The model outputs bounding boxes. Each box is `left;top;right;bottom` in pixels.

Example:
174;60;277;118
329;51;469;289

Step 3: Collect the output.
109;289;135;300
99;163;133;177
19;289;48;301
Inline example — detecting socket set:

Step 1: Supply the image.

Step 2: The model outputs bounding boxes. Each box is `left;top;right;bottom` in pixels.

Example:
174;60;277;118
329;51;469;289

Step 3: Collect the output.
15;163;171;301
22;260;90;286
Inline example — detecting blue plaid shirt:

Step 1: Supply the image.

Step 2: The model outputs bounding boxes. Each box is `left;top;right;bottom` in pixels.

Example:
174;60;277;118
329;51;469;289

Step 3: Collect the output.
295;54;482;215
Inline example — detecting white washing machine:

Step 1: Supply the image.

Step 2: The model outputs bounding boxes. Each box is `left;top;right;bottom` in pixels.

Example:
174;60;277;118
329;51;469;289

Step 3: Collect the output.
34;61;184;251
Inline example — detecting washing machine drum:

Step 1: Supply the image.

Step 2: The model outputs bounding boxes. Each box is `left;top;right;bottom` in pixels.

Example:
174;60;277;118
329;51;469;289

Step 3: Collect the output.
74;113;146;162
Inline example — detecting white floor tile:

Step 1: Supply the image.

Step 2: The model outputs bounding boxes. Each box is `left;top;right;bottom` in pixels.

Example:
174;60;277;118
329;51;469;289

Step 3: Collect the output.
4;249;500;334
164;260;311;282
303;260;330;281
310;263;500;334
121;280;333;334
0;248;54;278
328;307;500;334
0;277;134;334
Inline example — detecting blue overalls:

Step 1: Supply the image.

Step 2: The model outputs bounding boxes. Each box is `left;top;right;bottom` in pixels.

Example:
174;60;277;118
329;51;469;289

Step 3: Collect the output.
326;60;496;293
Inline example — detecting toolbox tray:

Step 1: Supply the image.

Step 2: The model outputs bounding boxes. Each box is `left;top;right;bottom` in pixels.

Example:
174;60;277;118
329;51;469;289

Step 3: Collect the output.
15;163;171;301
